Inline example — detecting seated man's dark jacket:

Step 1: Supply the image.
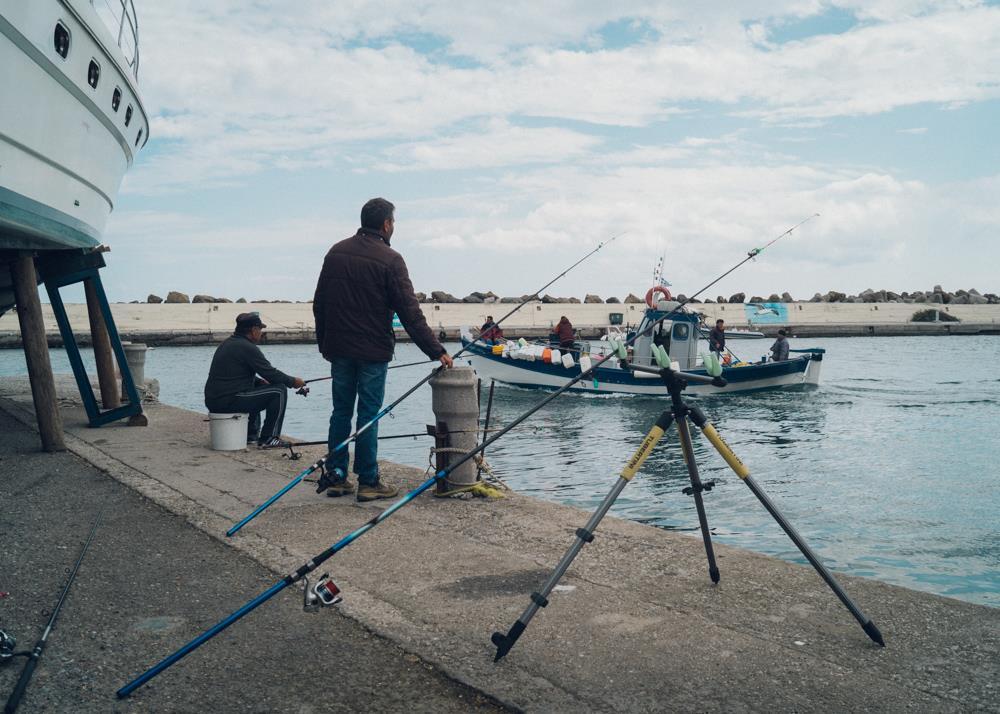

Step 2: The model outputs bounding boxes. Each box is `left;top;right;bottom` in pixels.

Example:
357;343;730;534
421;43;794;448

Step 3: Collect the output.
204;334;295;409
313;227;444;363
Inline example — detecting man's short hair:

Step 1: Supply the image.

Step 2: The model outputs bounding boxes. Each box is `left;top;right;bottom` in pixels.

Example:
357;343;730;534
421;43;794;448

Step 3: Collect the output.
361;198;395;230
778;329;787;336
235;312;265;335
716;319;724;325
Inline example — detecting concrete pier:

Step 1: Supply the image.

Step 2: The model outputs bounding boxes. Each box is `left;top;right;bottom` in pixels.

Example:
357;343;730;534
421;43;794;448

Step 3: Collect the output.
0;376;997;712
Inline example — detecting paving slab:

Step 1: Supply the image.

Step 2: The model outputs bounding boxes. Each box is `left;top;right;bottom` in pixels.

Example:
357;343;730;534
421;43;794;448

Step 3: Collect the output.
1;377;997;712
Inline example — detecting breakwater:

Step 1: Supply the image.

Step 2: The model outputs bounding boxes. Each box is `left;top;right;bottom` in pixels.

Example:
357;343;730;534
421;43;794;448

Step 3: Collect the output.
1;302;998;348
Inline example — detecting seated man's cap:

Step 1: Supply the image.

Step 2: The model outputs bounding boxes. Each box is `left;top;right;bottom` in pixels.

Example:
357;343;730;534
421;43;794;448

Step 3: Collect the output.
236;312;266;329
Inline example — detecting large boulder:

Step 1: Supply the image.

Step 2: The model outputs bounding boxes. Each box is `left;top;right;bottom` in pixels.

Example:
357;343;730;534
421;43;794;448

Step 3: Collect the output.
192;294;216;303
951;294;970;304
781;292;794;303
623;293;644;304
146;294;163;304
218;298;233;303
567;297;581;303
499;296;520;303
236;297;247;303
767;293;781;303
728;292;745;304
414;292;427;302
165;291;189;304
885;291;901;301
824;291;846;303
809;292;823;302
749;296;765;304
929;293;944;303
716;296;728;304
969;293;988;304
541;294;560;303
584;294;603;304
431;291;458;303
605;296;621;304
462;293;485;303
483;291;499;304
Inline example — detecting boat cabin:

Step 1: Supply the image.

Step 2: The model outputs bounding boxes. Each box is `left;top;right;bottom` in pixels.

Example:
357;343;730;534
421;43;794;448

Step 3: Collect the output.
629;301;700;370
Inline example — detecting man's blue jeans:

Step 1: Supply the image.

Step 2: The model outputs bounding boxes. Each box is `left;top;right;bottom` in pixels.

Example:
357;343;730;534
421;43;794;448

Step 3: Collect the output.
327;357;388;486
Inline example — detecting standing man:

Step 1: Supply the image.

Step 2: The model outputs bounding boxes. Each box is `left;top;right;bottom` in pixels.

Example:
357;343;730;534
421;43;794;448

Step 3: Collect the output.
204;313;305;447
708;319;726;359
314;198;453;501
769;329;790;362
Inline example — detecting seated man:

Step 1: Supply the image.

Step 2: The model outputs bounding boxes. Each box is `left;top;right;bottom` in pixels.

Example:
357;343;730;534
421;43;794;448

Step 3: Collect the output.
480;315;503;343
204;313;305;447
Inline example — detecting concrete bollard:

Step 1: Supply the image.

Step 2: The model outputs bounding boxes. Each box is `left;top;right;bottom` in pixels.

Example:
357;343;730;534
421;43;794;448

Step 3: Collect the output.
121;342;147;392
429;366;480;490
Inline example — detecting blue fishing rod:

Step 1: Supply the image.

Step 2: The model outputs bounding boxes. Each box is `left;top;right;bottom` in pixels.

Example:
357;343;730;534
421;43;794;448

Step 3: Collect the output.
117;216;818;699
225;233;623;537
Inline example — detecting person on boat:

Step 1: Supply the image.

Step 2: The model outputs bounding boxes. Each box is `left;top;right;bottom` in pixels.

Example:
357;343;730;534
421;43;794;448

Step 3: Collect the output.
313;197;453;501
708;319;726;359
555;315;575;351
769;329;790;362
204;313;306;448
480;315;503;343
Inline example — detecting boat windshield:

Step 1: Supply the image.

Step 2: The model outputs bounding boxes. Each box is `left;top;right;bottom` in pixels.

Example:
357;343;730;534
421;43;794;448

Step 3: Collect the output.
91;0;140;77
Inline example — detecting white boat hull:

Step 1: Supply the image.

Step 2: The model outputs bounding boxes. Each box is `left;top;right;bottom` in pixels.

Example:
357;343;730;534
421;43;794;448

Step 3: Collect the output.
0;0;148;250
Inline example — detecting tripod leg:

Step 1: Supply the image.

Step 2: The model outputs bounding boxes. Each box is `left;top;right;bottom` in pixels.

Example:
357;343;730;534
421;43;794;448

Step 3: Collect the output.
688;405;885;646
674;415;721;583
492;411;674;661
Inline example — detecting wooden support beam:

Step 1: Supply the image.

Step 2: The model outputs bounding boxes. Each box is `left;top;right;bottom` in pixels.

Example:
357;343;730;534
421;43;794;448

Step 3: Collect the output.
84;278;120;409
10;253;66;451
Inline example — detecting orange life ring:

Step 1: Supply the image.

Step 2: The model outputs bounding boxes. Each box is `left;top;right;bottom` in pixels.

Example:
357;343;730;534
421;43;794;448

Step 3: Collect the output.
645;285;672;307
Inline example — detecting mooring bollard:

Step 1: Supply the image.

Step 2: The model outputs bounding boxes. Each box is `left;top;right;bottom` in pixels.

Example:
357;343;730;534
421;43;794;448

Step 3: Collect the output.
120;342;147;398
429;366;480;492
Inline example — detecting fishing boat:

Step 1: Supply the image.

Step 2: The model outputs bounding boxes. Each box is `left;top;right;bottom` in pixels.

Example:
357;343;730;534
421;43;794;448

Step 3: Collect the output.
0;0;148;310
461;296;823;396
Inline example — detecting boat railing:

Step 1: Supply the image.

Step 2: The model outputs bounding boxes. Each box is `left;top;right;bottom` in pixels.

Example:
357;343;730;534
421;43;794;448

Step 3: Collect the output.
92;0;140;78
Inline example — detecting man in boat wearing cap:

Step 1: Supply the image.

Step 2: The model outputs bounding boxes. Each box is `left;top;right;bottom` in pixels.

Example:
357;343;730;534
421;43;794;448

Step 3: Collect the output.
204;312;306;447
314;198;453;502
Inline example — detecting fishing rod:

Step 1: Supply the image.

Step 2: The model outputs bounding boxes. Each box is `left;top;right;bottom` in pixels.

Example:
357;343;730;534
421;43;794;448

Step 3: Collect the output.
116;217;814;698
296;359;439;396
223;232;624;537
5;507;104;714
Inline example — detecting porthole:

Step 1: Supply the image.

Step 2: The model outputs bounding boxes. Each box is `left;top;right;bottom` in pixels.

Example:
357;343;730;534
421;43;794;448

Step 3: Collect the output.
124;105;133;126
112;87;121;111
135;129;142;146
87;59;100;88
54;23;70;58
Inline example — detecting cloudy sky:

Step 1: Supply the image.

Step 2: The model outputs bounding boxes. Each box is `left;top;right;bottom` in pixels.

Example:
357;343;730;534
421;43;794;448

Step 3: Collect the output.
100;1;1000;303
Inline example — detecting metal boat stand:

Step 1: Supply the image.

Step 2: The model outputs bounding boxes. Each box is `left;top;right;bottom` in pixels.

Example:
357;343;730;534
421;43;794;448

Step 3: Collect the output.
491;363;884;661
37;249;145;427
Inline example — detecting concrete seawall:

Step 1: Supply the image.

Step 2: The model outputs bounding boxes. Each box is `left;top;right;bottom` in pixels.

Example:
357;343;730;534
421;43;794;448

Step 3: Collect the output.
1;302;998;348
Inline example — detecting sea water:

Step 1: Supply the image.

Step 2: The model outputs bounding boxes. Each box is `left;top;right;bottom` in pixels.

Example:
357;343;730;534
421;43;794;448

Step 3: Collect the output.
1;335;997;607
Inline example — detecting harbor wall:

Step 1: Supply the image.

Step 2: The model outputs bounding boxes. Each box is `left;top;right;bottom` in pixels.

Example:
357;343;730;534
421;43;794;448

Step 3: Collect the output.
0;301;998;347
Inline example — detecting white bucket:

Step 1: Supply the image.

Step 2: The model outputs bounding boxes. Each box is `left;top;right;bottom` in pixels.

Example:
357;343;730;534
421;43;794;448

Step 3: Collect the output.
208;413;248;450
561;353;575;368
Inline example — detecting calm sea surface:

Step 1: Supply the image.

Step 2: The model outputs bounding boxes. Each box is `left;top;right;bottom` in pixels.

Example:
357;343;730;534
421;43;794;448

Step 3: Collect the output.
2;336;997;607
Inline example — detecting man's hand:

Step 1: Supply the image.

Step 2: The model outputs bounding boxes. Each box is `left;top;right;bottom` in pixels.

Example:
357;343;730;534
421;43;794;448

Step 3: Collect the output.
439;353;454;369
292;377;306;388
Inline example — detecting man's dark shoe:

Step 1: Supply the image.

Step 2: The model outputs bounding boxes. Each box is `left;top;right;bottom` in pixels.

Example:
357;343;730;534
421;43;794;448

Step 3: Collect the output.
258;437;292;449
356;480;399;502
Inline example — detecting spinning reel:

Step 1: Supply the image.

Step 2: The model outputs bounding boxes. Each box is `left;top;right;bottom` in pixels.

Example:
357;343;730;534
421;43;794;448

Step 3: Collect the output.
302;574;343;613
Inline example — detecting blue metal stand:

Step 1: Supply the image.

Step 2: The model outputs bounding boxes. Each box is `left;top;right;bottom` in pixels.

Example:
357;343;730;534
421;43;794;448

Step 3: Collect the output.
39;251;143;427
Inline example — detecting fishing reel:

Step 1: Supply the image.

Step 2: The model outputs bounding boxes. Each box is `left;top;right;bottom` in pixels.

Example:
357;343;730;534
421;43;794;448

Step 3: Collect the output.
0;629;17;663
302;573;343;612
296;386;310;397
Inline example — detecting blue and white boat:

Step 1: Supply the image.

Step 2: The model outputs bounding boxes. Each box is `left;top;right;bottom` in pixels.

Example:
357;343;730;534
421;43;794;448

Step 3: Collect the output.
462;300;824;396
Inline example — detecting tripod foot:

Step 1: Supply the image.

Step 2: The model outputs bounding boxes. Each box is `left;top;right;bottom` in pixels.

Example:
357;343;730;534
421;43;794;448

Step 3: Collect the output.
491;621;526;662
863;620;885;647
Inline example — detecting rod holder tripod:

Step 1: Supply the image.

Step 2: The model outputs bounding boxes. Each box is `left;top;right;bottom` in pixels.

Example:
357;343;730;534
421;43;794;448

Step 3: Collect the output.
492;364;883;662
